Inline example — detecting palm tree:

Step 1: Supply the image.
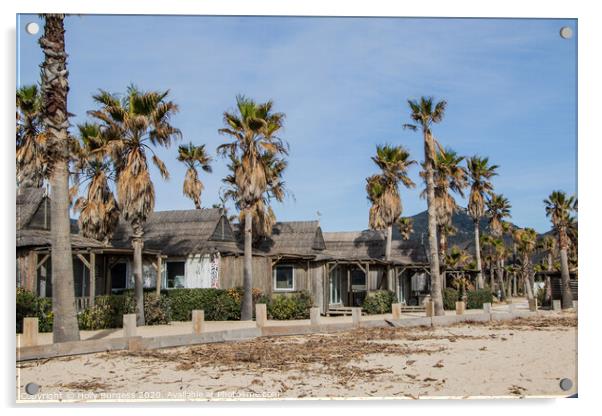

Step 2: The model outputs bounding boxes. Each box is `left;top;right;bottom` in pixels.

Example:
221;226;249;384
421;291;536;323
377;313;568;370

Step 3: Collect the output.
39;14;80;342
397;217;414;241
403;97;447;316
485;193;511;301
513;228;538;302
71;123;120;245
544;191;577;308
366;144;416;290
466;156;498;289
89;86;181;325
430;147;467;287
177;142;212;209
16;85;47;188
217;95;287;320
446;246;473;299
538;235;556;305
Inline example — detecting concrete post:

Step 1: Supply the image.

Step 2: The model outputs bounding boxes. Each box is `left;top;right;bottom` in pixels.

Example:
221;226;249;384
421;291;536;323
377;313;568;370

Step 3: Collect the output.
483;302;492;314
192;310;204;335
391;303;401;320
455;301;465;315
255;303;267;327
552;299;561;311
310;307;320;326
528;298;538;312
123;313;137;337
425;300;435;317
22;317;39;347
572;300;578;311
351;307;361;327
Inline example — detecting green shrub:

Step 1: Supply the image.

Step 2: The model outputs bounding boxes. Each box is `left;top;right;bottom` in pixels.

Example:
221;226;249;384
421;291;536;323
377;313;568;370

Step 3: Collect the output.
262;291;313;320
16;288;53;333
442;288;460;310
466;289;494;309
166;288;241;321
535;286;547;308
362;290;397;315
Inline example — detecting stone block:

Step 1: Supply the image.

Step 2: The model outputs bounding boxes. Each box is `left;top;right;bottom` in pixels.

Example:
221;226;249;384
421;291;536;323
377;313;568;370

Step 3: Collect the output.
192;310;204;335
455;301;465;315
552;300;561;311
351;307;362;327
22;317;39;348
483;303;492;313
310;307;321;326
255;303;267;327
391;303;401;320
123;313;137;338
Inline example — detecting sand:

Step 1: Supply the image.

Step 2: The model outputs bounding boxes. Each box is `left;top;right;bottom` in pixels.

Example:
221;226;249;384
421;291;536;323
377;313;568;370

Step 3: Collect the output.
16;313;577;402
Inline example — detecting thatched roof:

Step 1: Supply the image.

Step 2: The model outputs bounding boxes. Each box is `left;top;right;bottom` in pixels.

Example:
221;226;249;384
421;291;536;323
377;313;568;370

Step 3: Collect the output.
16;187;46;230
233;220;326;257
110;208;239;256
16;228;106;250
320;230;428;265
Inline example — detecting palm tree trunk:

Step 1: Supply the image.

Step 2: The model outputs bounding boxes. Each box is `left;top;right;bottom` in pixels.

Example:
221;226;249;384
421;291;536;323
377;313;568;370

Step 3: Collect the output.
438;227;447;289
559;246;573;308
241;210;253;320
193;198;201;210
474;220;484;289
544;252;552;305
423;131;443;315
132;233;145;326
523;255;534;301
40;14;79;343
385;224;393;291
496;259;506;301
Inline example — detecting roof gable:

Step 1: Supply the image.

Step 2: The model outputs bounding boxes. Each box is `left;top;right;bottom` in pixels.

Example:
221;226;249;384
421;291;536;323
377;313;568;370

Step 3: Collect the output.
16;187;47;230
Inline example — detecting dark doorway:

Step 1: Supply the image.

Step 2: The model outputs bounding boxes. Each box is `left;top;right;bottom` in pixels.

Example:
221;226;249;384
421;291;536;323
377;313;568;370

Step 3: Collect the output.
111;262;127;291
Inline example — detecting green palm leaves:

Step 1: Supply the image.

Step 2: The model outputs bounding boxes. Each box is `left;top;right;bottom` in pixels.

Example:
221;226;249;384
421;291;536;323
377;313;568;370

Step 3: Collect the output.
467;156;498;221
366;144;416;230
486;193;512;238
16;85;47;187
177;143;212;209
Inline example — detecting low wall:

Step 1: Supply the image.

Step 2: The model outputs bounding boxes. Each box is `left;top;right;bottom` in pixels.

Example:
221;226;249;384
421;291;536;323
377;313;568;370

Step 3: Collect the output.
16;310;546;362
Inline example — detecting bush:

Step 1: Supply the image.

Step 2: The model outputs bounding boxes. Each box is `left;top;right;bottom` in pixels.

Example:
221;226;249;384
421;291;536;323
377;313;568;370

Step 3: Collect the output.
261;291;313;320
466;289;494;309
362;290;397;315
166;288;242;321
16;288;53;333
442;288;460;310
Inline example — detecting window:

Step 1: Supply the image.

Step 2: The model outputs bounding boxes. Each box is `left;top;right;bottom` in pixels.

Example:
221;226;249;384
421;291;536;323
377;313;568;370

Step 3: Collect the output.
166;261;186;289
273;265;295;291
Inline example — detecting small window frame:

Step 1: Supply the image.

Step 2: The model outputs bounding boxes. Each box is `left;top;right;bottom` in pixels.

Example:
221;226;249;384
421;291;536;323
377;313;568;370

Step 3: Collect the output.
273;264;295;292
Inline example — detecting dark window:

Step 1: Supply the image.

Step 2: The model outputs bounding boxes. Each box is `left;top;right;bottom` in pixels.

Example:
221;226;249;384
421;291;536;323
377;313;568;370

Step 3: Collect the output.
111;263;127;291
274;265;294;291
167;261;186;289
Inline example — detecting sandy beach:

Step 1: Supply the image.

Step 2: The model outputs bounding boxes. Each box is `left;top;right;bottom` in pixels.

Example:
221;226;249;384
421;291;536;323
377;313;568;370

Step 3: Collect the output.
16;313;577;402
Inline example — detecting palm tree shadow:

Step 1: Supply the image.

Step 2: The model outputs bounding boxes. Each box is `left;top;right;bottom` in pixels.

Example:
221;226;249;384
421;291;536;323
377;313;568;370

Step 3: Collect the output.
86;328;121;340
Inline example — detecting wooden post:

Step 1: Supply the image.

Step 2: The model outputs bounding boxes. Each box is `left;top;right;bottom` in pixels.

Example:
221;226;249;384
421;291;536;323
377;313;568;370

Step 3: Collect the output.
455;301;465;315
256;303;267;327
425;300;435;317
27;251;37;293
310;307;320;326
22;317;39;347
528;298;538;312
352;307;361;327
391;303;401;320
552;299;561;311
155;254;162;296
89;252;96;307
192;310;204;334
123;313;137;337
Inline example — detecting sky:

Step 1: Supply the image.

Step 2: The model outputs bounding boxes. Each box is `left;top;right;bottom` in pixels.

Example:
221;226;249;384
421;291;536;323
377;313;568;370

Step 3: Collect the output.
16;15;577;233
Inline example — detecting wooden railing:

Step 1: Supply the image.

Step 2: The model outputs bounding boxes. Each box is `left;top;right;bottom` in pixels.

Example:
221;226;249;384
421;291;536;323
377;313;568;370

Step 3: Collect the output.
75;297;91;312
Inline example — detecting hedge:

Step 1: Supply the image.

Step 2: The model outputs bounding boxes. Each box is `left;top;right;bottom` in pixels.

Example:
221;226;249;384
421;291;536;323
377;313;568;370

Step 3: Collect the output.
442;288;460;310
259;291;314;320
16;288;53;333
466;289;494;309
165;288;241;321
362;290;397;314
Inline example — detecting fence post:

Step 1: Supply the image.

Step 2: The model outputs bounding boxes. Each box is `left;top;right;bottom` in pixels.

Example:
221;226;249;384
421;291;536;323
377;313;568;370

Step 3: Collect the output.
391;303;401;320
22;317;39;347
192;310;205;335
352;307;362;327
123;313;137;337
425;300;435;317
455;301;465;315
256;303;267;327
483;302;492;314
552;300;561;311
310;307;321;326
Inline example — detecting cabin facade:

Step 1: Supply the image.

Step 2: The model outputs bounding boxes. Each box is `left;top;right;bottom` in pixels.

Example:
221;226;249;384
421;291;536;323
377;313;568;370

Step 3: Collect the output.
16;187;431;314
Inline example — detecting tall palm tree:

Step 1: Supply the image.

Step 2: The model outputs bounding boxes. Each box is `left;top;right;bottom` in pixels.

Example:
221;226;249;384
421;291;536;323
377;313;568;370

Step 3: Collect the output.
430;147;467;287
71;123;120;245
485;193;511;301
404;97;447;315
366;144;416;290
177;142;212;209
16;85;47;188
217;95;287;320
544;191;577;308
397;217;414;241
538;235;556;305
89;86;181;325
39;14;80;342
513;228;538;302
466;156;498;289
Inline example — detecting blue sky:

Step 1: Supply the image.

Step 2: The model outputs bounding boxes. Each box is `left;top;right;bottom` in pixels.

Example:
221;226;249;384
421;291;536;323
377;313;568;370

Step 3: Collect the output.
17;15;577;233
